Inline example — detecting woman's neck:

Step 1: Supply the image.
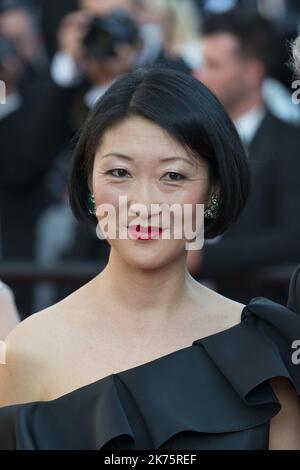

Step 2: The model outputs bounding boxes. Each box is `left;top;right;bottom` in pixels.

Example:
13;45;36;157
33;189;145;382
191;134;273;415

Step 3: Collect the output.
93;249;199;323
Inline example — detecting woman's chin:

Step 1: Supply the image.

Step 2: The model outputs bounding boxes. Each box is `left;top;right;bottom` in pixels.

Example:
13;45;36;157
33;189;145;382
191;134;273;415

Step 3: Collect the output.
124;253;170;271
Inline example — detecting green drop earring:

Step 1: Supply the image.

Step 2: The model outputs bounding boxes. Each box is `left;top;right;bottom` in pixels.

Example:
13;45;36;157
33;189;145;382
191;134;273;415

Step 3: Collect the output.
204;194;220;220
88;192;96;216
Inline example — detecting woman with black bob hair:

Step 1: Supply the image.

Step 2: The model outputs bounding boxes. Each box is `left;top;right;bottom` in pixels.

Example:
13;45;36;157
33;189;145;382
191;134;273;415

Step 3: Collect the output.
0;67;299;450
70;66;249;238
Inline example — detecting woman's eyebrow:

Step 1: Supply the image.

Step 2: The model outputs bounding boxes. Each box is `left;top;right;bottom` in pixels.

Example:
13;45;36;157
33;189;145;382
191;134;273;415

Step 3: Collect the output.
100;153;195;167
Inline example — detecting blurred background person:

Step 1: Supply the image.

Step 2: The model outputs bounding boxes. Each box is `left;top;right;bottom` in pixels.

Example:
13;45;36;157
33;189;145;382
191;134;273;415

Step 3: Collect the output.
0;0;49;93
72;10;144;113
188;8;300;304
0;28;71;318
196;2;300;125
132;0;202;70
50;0;194;92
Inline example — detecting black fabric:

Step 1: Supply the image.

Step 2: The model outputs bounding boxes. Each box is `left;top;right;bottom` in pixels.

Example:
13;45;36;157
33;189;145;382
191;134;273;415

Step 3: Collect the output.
287;264;300;314
0;296;299;449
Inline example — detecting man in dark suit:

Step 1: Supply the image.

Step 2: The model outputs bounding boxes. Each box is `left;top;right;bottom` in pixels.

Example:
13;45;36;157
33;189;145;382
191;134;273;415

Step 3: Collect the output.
189;10;300;304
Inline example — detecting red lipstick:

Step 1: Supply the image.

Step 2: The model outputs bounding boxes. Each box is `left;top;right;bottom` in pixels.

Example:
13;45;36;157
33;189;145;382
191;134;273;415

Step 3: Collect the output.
128;224;163;240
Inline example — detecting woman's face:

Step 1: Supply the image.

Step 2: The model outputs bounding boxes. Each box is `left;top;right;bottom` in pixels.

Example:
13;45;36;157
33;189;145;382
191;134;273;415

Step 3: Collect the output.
91;116;211;270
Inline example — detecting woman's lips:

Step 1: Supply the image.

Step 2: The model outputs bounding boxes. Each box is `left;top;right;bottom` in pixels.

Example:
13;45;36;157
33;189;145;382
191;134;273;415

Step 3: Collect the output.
127;224;163;240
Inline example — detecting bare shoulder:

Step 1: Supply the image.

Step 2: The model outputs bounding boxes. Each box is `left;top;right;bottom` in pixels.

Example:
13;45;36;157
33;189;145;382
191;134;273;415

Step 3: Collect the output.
0;298;74;407
191;279;246;332
215;293;246;326
269;376;300;449
0;276;101;407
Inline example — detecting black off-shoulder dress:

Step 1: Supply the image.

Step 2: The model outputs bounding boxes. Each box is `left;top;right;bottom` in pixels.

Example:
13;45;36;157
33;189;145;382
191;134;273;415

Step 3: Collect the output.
0;297;299;450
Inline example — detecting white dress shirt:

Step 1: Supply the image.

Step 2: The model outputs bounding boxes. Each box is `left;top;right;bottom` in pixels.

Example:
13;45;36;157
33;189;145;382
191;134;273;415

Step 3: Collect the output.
234;106;266;147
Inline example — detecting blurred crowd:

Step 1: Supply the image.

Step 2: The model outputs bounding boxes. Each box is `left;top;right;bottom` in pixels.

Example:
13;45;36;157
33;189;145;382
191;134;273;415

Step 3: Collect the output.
1;0;300;323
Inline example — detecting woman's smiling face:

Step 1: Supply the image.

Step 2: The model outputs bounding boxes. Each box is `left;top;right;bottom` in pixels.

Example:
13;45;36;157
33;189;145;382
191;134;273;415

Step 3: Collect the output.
91;116;211;270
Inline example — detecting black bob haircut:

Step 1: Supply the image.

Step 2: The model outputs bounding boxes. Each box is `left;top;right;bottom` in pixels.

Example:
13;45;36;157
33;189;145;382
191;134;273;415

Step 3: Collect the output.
69;66;250;239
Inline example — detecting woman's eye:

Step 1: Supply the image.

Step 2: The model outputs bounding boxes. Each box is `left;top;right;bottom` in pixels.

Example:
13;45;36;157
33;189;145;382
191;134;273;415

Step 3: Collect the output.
106;169;130;178
105;170;185;181
163;172;186;181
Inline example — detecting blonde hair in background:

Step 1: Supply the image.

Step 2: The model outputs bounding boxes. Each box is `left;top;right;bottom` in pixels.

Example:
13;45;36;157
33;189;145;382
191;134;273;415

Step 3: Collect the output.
149;0;201;50
292;36;300;78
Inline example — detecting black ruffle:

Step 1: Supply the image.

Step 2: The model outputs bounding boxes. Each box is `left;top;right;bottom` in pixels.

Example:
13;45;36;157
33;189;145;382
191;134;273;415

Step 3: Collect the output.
0;296;299;449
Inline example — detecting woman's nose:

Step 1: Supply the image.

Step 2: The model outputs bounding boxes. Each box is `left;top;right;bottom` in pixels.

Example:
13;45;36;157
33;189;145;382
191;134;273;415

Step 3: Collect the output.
128;181;161;218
